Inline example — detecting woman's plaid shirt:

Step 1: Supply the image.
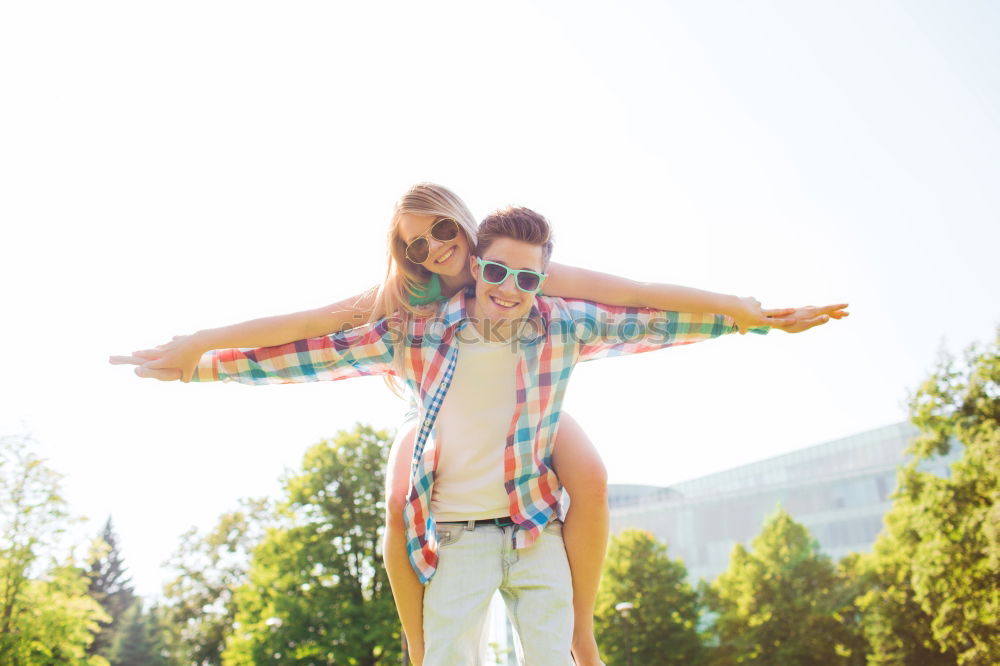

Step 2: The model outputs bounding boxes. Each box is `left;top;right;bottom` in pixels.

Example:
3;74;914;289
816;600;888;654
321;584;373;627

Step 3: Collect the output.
193;291;758;583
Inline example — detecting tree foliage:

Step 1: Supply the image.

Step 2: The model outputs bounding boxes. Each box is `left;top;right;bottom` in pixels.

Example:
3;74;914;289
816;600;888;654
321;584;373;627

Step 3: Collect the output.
704;509;863;665
109;599;170;666
6;562;110;666
860;329;1000;665
222;424;400;665
0;435;108;665
86;516;136;659
160;497;277;665
595;529;704;666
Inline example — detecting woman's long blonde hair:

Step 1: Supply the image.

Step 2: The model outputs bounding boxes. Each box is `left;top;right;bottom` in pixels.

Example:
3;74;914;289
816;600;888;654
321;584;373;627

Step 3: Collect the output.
368;183;478;396
369;182;478;324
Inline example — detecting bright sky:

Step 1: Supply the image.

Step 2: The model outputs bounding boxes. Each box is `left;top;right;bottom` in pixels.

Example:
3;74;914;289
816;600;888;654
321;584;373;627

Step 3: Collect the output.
2;1;997;598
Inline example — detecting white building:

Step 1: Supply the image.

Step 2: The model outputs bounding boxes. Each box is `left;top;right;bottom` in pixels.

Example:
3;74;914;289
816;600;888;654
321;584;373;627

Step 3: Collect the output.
608;421;961;582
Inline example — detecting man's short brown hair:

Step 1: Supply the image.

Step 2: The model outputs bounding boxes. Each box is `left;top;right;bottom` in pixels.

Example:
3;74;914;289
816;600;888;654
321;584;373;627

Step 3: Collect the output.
476;207;554;267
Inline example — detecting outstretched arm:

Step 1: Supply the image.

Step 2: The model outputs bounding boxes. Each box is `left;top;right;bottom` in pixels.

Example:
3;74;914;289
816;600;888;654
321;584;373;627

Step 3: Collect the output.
112;317;398;385
542;263;847;333
109;288;379;382
561;301;845;366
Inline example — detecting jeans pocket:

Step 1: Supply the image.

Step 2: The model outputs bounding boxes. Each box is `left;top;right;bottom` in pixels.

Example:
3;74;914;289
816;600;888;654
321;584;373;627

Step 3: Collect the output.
543;519;564;537
435;526;465;547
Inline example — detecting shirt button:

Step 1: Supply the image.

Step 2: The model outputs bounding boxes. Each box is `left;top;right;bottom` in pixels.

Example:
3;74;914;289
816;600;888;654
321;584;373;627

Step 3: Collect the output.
424;419;432;427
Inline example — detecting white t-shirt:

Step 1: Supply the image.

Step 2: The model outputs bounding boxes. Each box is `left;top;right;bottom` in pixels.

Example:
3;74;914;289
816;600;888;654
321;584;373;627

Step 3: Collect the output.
430;325;519;522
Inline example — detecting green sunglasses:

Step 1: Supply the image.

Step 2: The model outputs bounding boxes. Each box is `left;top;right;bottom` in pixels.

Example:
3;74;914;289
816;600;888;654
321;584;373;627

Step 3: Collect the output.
476;257;547;294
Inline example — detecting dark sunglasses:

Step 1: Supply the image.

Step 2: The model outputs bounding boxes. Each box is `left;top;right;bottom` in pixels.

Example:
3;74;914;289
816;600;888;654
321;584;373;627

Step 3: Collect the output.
476;257;547;294
404;217;461;264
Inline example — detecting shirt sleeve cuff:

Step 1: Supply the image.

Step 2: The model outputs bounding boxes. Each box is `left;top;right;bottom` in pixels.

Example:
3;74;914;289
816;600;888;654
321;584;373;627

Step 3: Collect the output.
723;315;770;335
190;351;219;382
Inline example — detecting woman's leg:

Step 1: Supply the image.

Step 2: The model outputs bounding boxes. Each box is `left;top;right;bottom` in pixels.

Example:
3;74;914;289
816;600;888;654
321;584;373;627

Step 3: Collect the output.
552;412;609;666
383;427;426;665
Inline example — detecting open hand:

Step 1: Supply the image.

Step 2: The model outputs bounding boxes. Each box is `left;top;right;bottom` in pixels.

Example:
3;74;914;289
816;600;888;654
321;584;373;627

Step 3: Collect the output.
108;354;183;381
768;303;849;333
731;297;798;334
108;333;206;381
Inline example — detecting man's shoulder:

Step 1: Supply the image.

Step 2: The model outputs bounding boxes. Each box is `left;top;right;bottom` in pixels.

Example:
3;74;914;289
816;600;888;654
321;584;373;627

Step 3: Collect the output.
535;294;591;312
535;295;639;320
385;296;457;337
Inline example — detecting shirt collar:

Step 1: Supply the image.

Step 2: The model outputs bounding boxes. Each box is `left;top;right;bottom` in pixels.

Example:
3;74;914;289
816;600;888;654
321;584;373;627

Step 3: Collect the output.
438;287;472;331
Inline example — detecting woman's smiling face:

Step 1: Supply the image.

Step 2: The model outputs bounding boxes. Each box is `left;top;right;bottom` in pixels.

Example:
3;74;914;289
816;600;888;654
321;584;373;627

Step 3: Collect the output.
397;212;471;276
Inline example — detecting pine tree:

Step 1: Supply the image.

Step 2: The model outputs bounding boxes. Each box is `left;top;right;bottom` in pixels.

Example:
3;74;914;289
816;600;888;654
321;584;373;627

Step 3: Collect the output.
87;516;136;659
110;599;169;666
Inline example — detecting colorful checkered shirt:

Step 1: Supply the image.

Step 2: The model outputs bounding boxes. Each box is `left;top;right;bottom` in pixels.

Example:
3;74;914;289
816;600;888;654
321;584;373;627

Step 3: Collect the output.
192;290;761;583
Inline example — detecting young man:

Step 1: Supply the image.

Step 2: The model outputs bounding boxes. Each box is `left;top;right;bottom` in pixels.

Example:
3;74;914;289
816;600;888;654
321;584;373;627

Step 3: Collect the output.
117;208;841;664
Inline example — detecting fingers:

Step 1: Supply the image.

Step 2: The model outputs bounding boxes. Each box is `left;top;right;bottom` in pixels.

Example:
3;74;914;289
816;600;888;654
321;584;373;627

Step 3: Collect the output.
143;358;179;371
781;304;850;320
109;355;179;369
772;314;831;333
798;315;830;331
109;355;144;366
110;355;184;381
815;303;849;315
135;365;182;381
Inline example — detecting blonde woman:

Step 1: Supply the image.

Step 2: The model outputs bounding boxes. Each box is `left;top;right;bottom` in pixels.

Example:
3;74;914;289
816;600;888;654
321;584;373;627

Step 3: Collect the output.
118;183;845;665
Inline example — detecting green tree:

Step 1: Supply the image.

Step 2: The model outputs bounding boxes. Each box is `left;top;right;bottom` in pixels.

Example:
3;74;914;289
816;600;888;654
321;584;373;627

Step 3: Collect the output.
859;330;999;665
86;516;136;659
109;599;169;666
595;529;704;666
855;535;955;666
222;424;401;665
160;497;276;665
828;553;879;665
10;561;110;665
0;434;108;665
704;509;863;665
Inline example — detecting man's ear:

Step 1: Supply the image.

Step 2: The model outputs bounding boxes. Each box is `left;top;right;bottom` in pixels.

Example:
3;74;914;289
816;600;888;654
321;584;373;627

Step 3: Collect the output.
468;255;479;283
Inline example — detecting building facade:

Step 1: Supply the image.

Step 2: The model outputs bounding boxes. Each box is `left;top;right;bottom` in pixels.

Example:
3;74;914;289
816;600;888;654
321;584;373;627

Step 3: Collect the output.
608;421;962;582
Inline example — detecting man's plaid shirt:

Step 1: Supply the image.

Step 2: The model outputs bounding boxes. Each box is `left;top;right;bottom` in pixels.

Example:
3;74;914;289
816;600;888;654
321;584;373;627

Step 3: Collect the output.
193;290;759;583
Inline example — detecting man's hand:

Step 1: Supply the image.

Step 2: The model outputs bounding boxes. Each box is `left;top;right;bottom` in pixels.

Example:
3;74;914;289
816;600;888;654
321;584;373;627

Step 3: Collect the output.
108;333;207;381
767;303;850;333
731;297;798;334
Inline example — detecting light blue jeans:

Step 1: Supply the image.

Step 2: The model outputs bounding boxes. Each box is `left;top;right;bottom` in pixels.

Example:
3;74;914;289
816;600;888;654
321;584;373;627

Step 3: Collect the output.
422;520;574;666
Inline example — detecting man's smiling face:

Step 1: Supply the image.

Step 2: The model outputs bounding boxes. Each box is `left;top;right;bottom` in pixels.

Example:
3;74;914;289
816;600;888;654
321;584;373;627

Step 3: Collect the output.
468;237;545;335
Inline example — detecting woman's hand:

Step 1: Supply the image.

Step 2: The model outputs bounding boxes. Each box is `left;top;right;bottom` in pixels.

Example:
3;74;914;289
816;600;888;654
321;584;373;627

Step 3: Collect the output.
108;333;207;382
